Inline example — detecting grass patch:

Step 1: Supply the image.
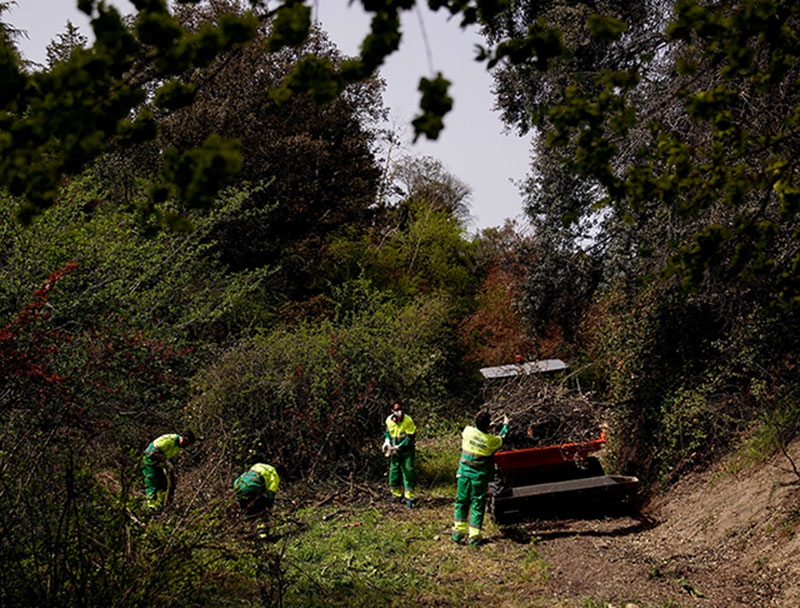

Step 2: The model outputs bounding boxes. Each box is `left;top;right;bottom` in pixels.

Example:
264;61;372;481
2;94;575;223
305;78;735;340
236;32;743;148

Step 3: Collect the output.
416;436;460;498
271;500;551;607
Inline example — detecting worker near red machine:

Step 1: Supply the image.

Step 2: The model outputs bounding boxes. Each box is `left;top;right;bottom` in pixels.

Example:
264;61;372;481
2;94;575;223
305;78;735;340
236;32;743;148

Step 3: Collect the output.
141;430;195;511
233;462;280;520
453;411;508;546
382;400;417;507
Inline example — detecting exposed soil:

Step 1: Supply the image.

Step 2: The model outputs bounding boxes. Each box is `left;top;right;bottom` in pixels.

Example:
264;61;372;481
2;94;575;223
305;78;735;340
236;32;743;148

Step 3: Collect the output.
514;439;800;607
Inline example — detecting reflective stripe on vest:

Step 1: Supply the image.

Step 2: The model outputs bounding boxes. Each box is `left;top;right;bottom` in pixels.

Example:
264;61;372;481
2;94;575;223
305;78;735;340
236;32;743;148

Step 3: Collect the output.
460;426;503;472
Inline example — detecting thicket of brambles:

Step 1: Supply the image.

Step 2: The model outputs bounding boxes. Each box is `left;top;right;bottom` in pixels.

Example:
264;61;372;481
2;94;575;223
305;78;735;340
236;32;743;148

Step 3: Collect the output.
1;0;799;605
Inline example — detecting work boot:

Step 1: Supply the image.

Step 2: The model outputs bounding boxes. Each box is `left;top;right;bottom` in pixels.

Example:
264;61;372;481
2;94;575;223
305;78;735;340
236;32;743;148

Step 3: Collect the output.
468;538;485;548
406;499;414;509
451;532;465;544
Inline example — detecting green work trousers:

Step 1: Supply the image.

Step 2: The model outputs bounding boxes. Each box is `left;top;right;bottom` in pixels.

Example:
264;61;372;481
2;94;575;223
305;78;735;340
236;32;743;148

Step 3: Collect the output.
453;475;488;542
388;449;416;500
142;463;171;510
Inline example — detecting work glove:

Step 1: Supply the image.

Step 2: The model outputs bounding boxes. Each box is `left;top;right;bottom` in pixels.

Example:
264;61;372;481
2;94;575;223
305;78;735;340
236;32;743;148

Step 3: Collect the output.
390;445;400;456
382;438;391;457
503;415;510;426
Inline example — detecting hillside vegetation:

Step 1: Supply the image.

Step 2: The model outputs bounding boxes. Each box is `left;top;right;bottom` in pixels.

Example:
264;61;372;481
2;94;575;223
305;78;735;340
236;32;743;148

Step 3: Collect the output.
1;0;799;606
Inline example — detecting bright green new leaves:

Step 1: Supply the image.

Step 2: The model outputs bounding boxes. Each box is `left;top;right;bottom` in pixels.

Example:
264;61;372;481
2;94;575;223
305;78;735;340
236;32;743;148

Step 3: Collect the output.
155;134;242;213
412;73;453;140
265;1;311;51
269;55;342;105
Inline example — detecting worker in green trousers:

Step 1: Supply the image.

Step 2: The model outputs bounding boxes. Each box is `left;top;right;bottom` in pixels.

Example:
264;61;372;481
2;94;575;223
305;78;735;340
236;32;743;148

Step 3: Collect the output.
453;411;508;546
383;400;417;507
141;430;195;511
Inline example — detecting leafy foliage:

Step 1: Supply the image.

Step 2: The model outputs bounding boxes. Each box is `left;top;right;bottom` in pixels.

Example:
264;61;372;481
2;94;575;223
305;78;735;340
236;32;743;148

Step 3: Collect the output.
0;0;494;222
458;222;537;365
0;263;207;607
187;280;454;480
0;180;275;346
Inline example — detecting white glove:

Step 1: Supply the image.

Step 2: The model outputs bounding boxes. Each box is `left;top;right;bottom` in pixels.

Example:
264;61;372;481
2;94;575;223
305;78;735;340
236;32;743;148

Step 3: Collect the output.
503;415;510;426
382;438;391;456
390;445;400;456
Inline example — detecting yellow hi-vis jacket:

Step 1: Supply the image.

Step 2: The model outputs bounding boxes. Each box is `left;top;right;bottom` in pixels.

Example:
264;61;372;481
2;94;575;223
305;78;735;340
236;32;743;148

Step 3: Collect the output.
234;463;280;497
457;425;505;482
385;414;416;452
142;434;182;465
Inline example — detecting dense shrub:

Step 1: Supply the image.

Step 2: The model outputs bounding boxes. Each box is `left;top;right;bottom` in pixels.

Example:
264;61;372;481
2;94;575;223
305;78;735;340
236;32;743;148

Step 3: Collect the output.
0;264;205;607
586;279;799;485
188;280;453;481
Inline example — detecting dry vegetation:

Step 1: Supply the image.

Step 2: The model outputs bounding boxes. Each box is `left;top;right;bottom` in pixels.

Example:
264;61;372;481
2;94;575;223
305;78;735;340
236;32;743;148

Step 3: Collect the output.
482;373;605;448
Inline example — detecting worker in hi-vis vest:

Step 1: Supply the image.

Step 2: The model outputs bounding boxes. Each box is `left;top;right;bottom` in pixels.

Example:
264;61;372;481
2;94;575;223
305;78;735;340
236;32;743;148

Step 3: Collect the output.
453;411;508;546
141;430;195;511
233;462;280;520
382;400;417;508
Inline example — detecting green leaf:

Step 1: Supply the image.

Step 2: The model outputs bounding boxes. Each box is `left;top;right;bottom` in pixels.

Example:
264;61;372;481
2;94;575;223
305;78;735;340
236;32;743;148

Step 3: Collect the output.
265;3;311;52
586;14;628;43
154;80;197;110
412;74;452;141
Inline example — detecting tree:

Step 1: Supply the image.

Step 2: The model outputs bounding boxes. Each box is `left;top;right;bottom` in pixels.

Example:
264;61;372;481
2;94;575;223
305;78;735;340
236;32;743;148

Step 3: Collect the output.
458;221;537;366
1;0;500;222
92;1;386;303
45;20;88;68
391;155;472;225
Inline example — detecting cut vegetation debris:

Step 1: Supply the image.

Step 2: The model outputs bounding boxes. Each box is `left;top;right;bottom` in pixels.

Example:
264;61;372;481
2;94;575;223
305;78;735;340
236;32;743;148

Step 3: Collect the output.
480;367;606;449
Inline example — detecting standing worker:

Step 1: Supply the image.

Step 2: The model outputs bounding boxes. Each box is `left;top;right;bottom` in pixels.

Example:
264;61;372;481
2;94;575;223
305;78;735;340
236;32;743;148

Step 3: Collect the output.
141;430;195;512
382;400;417;507
233;462;280;520
453;411;508;547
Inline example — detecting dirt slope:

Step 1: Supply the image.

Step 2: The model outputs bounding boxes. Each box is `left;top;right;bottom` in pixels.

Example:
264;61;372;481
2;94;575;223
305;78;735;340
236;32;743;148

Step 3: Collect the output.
526;439;800;607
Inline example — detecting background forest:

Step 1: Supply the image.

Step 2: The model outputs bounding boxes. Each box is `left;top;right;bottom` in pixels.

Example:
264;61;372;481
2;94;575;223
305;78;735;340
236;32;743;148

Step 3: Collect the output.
1;0;798;606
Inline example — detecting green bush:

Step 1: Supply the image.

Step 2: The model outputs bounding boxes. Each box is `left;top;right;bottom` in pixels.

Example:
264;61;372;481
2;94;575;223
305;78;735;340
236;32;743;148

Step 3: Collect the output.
188;279;453;481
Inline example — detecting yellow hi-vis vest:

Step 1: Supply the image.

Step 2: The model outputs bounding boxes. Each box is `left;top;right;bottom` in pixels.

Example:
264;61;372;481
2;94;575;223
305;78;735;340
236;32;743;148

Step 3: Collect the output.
143;434;181;465
457;426;504;481
234;463;280;496
385;414;416;451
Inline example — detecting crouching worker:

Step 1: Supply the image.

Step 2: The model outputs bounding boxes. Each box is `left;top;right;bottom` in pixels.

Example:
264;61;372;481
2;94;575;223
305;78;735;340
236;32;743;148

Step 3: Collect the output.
453;411;508;547
142;430;195;512
233;463;280;521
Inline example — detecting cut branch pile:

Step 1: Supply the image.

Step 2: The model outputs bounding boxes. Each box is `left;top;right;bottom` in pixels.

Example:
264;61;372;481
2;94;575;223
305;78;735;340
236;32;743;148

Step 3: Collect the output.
482;375;606;449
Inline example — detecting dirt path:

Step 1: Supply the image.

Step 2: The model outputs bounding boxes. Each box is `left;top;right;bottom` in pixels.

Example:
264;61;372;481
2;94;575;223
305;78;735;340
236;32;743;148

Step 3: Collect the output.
515;441;800;607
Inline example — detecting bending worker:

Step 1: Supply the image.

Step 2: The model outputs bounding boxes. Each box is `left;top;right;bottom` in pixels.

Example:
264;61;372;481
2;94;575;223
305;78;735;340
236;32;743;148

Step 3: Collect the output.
453;411;508;546
233;462;280;520
382;400;417;508
141;430;195;511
